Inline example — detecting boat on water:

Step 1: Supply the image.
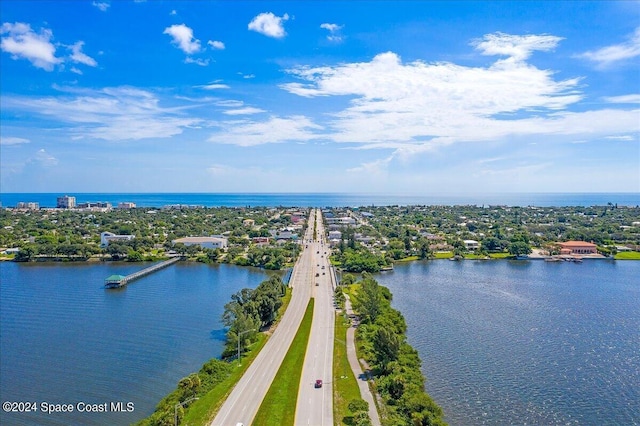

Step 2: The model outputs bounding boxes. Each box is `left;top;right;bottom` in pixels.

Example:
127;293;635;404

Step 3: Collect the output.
545;257;561;262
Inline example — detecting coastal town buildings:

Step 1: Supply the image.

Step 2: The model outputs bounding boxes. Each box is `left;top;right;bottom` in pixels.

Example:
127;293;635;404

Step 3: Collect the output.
56;195;76;209
172;236;228;249
100;232;135;247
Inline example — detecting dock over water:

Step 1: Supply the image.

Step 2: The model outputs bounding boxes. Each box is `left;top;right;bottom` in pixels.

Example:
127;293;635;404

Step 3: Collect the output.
105;257;181;288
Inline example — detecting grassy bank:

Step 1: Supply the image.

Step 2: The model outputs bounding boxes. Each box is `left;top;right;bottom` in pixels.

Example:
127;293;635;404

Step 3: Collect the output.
333;314;361;425
614;251;640;260
253;299;314;426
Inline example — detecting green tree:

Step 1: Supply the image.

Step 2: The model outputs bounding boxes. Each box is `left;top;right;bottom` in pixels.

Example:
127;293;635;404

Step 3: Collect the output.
508;241;532;256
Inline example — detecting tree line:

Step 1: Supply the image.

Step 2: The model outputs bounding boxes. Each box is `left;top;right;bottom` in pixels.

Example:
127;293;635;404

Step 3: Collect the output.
349;275;447;425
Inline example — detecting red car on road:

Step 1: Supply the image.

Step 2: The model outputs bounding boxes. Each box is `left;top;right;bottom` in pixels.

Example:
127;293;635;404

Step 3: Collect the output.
315;379;323;388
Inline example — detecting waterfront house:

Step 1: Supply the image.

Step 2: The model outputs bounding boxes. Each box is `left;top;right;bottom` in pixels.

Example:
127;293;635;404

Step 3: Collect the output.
464;240;480;251
558;241;597;255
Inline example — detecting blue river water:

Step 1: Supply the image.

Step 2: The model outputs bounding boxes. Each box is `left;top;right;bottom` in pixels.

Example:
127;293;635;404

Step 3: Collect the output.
1;259;638;425
2;192;639;208
0;262;274;426
375;259;640;425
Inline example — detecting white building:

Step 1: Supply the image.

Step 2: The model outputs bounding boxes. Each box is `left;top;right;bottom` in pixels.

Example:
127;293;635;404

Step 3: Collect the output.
464;240;480;251
100;232;135;247
172;236;228;249
328;230;342;240
117;202;136;209
57;195;76;209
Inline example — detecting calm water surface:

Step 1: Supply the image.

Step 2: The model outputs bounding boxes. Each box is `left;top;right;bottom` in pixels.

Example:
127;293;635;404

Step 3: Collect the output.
0;261;272;425
376;260;640;425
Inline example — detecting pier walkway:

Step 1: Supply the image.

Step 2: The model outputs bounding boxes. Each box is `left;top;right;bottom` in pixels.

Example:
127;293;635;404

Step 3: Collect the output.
105;257;181;288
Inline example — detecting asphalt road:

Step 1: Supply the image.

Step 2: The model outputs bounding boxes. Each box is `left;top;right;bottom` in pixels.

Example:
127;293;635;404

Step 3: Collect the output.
210;210;319;426
294;213;335;426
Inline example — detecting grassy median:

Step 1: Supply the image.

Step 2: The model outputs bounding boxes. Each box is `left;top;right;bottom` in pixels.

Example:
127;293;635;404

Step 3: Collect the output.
333;313;361;425
253;299;314;426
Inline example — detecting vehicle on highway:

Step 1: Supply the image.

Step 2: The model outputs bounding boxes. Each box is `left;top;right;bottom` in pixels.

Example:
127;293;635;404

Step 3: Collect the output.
315;379;323;388
316;272;319;277
316;282;319;286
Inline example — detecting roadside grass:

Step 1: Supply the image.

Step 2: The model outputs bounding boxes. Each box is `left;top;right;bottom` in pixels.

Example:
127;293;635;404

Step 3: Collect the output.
615;251;640;260
182;334;268;425
334;313;361;425
182;287;293;425
253;299;314;426
433;251;453;259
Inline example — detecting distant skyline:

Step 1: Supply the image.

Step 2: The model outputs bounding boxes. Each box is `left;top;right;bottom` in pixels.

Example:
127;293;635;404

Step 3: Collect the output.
1;1;638;194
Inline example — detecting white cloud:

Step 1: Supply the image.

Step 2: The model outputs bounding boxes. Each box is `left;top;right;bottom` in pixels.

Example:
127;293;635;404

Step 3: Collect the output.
605;135;634;141
248;12;289;39
578;27;640;67
0;22;61;70
243;74;255;79
70;67;83;75
33;149;58;166
208;116;322;146
2;86;202;141
163;24;201;54
184;57;209;66
199;83;229;90
69;41;97;66
0;136;30;145
320;23;344;42
92;1;110;12
604;94;640;104
208;40;225;50
170;10;177;16
215;100;244;107
222;107;266;115
473;32;563;62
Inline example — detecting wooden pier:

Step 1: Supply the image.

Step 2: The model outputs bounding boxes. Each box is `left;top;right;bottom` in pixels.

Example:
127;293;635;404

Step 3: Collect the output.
105;257;181;288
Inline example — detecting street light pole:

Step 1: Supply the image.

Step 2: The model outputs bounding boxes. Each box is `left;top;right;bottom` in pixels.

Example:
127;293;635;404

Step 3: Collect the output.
237;328;256;365
174;396;199;426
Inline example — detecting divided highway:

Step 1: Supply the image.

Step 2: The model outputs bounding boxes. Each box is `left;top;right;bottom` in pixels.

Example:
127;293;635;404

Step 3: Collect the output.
211;209;327;426
294;213;335;425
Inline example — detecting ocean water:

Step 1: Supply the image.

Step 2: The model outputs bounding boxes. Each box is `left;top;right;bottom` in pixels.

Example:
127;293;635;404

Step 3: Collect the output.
375;259;640;425
1;192;639;208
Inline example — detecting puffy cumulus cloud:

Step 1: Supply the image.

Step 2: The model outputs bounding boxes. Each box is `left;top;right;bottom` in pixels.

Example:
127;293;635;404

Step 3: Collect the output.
2;86;202;141
320;23;344;42
0;136;30;145
248;12;289;39
208;116;322;146
281;46;587;146
208;40;225;50
0;22;61;70
163;24;201;54
578;27;640;68
69;41;97;66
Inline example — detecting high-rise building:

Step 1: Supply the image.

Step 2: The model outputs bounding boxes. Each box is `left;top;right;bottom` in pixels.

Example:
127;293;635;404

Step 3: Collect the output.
56;195;76;209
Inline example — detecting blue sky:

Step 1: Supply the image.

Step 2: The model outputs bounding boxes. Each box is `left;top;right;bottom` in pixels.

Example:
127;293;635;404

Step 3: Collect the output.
1;1;638;194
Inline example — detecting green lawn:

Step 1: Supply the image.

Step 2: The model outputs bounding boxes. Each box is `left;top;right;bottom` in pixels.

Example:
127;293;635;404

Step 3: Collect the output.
253;299;314;426
433;251;453;259
396;255;419;262
334;314;361;425
615;251;640;260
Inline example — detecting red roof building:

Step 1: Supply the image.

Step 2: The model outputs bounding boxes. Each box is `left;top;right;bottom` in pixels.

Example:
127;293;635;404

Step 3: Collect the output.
558;241;597;255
